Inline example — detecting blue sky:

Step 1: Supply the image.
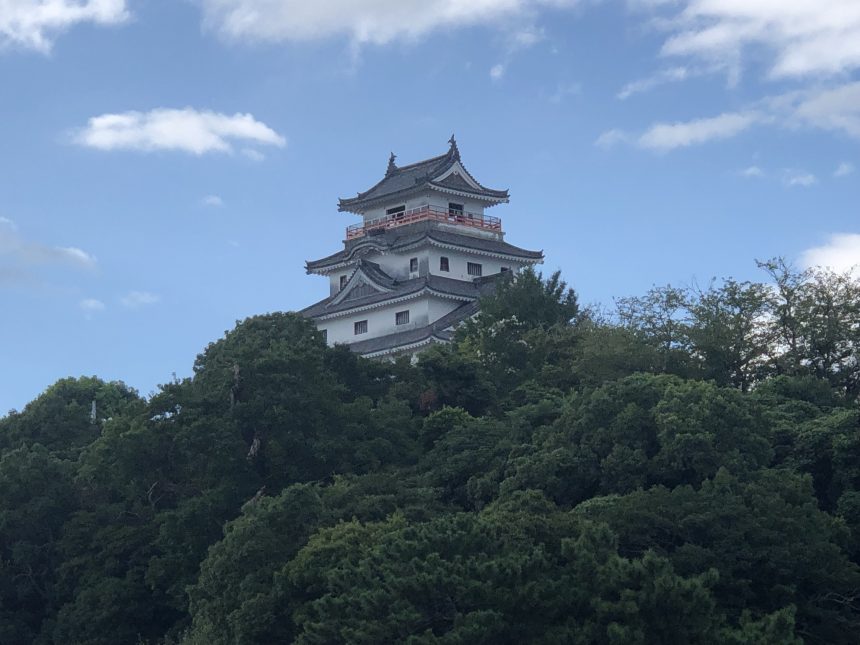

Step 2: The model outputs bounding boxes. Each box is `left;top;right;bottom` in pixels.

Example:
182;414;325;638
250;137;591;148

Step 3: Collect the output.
1;0;859;413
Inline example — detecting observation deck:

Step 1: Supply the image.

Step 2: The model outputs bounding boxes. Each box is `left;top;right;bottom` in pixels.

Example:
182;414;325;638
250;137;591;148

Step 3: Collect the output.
346;205;502;241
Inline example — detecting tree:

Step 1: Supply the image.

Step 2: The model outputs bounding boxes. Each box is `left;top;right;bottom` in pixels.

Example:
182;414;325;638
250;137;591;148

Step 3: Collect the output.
687;279;775;391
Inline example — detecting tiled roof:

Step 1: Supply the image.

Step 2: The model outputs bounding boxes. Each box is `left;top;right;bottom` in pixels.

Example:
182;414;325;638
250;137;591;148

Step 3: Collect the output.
345;300;481;356
338;138;509;213
300;274;497;319
306;222;543;272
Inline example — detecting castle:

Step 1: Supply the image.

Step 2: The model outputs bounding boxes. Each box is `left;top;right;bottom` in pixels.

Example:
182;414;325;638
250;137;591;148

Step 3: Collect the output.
302;137;543;358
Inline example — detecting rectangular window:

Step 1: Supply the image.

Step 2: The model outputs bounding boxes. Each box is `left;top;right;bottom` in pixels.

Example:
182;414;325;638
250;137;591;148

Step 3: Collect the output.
320;329;327;343
339;275;348;289
354;320;368;335
386;205;406;217
501;267;509;273
467;262;483;277
448;202;464;215
395;310;410;325
439;256;449;272
410;257;418;273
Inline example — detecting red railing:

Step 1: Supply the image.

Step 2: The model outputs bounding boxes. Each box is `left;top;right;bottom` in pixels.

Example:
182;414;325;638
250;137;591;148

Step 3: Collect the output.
346;205;502;240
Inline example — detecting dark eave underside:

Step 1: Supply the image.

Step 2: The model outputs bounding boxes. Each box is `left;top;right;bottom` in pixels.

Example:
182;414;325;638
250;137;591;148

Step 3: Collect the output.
306;224;543;272
300;273;499;319
345;300;480;355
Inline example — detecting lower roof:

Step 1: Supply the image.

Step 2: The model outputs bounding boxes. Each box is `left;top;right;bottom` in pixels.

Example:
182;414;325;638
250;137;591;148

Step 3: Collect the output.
345;300;480;356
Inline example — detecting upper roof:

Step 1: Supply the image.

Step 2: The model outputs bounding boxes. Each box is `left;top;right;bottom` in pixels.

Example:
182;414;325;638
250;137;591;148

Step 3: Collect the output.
338;136;510;214
306;221;543;274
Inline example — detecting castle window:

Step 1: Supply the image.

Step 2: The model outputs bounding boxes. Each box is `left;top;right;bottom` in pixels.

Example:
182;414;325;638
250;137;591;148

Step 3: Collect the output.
320;329;328;343
387;205;406;218
339;275;348;290
448;202;464;216
410;257;418;273
467;262;483;277
501;267;509;273
354;320;368;335
395;310;410;325
439;256;449;272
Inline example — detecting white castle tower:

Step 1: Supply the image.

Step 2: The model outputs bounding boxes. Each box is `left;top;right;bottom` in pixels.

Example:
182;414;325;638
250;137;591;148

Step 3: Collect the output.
302;137;543;358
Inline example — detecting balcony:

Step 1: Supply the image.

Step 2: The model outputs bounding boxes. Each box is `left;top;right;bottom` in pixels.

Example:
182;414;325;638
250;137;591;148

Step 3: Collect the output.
346;205;502;241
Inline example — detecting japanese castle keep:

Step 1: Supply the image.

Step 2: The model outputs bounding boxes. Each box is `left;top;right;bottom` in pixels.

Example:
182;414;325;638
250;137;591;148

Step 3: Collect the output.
301;137;543;358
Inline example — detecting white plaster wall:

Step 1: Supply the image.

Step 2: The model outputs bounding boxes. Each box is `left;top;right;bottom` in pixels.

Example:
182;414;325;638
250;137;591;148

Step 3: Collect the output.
428;248;527;281
318;295;463;346
360;190;487;222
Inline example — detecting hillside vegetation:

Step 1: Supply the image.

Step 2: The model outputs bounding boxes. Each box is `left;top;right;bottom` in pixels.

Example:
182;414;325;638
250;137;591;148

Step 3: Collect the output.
1;262;859;644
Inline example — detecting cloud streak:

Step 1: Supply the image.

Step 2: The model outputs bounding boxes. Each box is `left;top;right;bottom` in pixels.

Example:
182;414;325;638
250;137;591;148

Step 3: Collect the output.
198;0;578;46
1;0;128;53
1;221;97;288
658;0;860;80
73;108;286;155
120;291;160;308
637;112;760;151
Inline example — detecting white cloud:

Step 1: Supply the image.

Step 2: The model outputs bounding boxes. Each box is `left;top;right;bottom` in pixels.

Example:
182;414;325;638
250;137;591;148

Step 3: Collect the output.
741;165;764;178
801;233;860;274
203;194;224;207
548;81;581;104
241;148;265;162
0;0;128;53
198;0;578;46
657;0;860;80
0;216;16;230
783;170;818;187
0;225;96;270
637;111;759;151
594;128;630;149
120;290;160;308
786;82;860;139
73;108;286;155
835;162;855;177
79;298;105;312
617;66;689;100
489;63;506;81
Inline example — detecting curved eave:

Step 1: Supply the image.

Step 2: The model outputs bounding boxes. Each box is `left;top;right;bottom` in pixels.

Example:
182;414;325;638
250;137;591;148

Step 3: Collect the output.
337;184;507;214
306;287;476;322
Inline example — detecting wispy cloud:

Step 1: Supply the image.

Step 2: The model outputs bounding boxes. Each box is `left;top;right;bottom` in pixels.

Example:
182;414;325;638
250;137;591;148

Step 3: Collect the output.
0;220;96;288
0;216;16;230
801;233;860;274
120;291;160;308
741;165;764;178
0;0;129;53
637;112;760;151
603;80;860;152
657;0;860;80
834;162;855;177
73;108;286;156
594;128;630;149
617;66;689;100
202;195;224;207
489;63;506;81
783;170;818;187
198;0;578;47
79;298;106;312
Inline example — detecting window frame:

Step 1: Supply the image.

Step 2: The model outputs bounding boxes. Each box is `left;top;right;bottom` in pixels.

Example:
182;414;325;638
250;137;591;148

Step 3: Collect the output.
354;320;368;335
439;256;450;272
409;257;418;273
467;262;483;277
395;310;410;326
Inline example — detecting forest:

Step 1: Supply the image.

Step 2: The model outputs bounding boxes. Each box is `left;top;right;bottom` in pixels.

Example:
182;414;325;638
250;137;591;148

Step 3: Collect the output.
1;260;859;644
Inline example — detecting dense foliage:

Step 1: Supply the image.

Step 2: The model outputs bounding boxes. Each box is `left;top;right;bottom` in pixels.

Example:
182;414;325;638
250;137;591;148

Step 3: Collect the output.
1;263;859;644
